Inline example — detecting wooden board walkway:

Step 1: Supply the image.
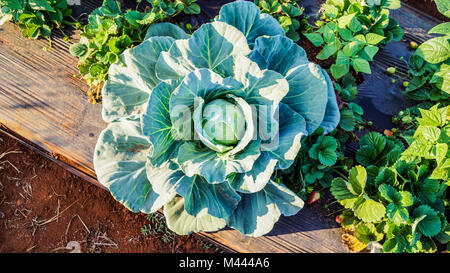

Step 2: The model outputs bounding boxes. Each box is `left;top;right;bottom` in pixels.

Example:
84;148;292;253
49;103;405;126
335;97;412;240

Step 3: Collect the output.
0;1;439;253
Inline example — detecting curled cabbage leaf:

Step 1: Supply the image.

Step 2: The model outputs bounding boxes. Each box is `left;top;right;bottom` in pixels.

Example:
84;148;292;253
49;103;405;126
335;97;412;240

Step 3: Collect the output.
94;1;340;237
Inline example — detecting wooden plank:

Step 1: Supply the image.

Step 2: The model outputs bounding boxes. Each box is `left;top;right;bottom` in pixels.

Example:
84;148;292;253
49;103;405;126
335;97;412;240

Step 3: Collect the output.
0;23;105;182
0;21;347;253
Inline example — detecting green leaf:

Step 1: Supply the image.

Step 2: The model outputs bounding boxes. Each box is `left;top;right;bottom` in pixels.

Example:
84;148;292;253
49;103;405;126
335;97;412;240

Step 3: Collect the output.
217;1;285;46
412;205;442;236
173;175;240;218
144;22;190;40
317;42;339;60
69;43;88;58
361;132;386;153
428;22;450;35
383;238;402;253
93;119;173;214
343;41;364;57
304;33;324;47
348;17;362;32
89;63;106;77
386;203;410;225
418;126;441;142
416;36;450;64
337;13;355;28
348;165;367;195
339;108;356;131
102;37;175;122
362;45;379;61
378;183;398;203
338;27;353;41
417;104;448;127
164;197;227;235
184;3;201;14
434;0;450;18
331;64;349;79
325;4;339;18
356;223;383;244
366;33;385;45
156;21;251;81
330;178;359;209
309;136;338;166
432;63;450;94
229;182;304;237
385;0;401;10
353;195;386;222
0;11;12;25
250;35;337;134
352;58;371;74
141;80;181;166
278;15;292;29
374;168;397;187
28;0;55;12
2;0;21;9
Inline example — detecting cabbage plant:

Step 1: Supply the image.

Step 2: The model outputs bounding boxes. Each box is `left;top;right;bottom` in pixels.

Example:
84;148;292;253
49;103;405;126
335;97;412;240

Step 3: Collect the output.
94;0;340;237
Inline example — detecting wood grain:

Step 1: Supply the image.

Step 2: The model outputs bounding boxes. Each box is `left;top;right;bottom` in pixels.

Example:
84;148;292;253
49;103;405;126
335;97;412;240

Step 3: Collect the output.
0;23;105;184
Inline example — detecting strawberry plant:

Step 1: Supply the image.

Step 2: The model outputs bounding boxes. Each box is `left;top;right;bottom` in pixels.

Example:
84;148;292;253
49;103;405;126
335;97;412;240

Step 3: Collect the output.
304;0;403;80
331;105;449;253
0;0;73;40
70;0;200;103
339;102;365;131
254;0;305;41
402;2;449;104
402;54;450;103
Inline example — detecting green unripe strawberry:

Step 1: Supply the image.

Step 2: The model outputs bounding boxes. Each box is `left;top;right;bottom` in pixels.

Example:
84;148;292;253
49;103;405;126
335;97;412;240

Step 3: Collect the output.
386;67;396;75
410;41;418;50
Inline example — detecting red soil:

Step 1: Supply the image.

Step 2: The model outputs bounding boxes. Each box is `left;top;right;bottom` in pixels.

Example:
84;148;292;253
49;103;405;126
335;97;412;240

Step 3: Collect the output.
0;131;218;253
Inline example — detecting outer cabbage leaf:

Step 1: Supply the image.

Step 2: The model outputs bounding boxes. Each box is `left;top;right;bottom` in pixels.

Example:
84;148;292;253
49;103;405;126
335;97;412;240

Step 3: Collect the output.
144;22;190;40
155;21;251;81
228;181;304;237
232;55;289;111
173;175;241;218
164;197;227;235
216;0;286;47
102;37;175;122
93;119;171;213
249;35;333;134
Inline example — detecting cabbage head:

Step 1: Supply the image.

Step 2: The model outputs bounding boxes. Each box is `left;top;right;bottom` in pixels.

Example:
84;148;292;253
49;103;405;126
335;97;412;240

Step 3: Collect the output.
94;0;340;237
